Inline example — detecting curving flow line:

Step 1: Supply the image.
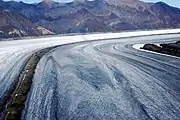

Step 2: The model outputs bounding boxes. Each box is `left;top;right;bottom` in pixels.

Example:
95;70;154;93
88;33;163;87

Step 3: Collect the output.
22;35;180;120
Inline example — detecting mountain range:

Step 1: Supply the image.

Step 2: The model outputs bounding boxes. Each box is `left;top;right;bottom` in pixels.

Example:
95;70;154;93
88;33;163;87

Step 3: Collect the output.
0;0;180;38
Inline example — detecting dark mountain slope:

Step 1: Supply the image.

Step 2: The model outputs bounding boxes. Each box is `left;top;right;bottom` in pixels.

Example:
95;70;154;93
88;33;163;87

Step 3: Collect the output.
0;0;180;36
150;2;180;28
0;8;54;38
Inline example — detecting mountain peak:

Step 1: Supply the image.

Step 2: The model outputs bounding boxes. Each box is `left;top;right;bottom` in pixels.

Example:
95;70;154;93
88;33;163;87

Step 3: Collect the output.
38;0;60;8
155;1;169;6
43;0;53;3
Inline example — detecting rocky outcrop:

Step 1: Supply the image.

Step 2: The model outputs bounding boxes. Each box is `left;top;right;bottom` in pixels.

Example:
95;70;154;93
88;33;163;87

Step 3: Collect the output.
141;44;162;52
141;41;180;57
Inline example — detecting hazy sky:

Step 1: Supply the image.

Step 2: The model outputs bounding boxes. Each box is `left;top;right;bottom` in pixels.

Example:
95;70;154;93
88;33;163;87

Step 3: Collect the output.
3;0;180;8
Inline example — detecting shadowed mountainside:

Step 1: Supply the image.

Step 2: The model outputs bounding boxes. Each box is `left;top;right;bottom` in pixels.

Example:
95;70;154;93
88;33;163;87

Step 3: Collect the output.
0;8;54;38
0;0;180;38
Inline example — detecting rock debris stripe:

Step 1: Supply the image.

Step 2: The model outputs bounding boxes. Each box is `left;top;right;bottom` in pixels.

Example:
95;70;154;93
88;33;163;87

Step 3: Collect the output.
0;45;60;120
0;56;31;120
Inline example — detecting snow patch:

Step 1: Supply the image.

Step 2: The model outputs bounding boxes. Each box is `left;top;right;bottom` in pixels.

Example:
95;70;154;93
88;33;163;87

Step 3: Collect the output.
9;29;20;35
37;26;54;35
132;44;144;50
